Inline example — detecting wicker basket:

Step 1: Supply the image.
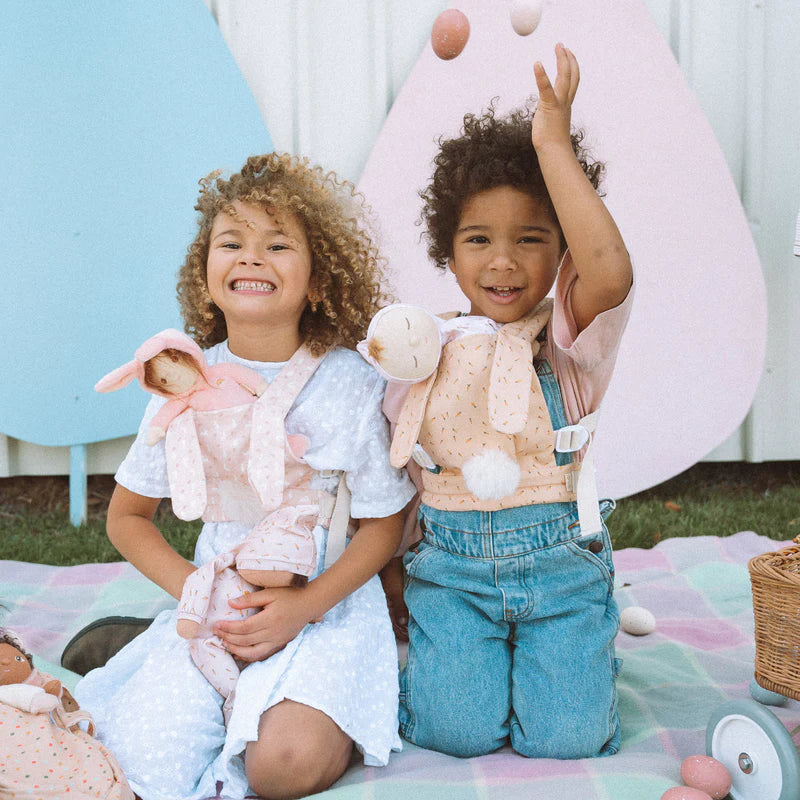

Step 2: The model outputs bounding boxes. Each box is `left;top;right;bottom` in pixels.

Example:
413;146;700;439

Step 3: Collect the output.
749;536;800;700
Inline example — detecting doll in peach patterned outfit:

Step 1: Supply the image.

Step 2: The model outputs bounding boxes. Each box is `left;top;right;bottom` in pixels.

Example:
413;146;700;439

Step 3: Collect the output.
0;629;135;799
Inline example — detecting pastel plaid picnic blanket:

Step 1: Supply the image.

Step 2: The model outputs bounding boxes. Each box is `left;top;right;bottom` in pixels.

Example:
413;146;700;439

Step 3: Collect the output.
2;530;799;799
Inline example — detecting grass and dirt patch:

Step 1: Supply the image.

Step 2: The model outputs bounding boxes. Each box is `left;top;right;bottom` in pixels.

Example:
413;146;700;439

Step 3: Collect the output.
1;461;799;566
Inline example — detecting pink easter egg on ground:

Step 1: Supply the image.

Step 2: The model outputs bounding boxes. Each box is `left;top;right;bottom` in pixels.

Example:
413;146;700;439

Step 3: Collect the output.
510;0;543;36
431;9;470;60
680;755;732;799
660;787;712;800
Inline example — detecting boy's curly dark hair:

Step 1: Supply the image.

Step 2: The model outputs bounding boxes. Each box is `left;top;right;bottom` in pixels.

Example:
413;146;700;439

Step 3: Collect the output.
420;103;605;269
177;153;390;355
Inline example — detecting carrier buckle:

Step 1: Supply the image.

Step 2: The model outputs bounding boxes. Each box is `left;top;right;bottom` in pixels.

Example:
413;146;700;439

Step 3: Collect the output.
412;444;440;472
555;425;590;453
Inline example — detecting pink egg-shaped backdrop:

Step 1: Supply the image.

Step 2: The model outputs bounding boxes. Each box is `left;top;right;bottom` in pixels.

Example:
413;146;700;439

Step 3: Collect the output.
357;0;766;498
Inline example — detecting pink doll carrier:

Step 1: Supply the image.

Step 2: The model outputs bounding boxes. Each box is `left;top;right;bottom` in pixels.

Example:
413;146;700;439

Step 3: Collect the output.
0;672;134;800
165;343;323;524
391;299;605;535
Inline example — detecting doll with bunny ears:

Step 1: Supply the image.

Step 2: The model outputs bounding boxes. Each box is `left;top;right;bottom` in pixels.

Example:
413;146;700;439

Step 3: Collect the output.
95;328;268;446
96;329;322;722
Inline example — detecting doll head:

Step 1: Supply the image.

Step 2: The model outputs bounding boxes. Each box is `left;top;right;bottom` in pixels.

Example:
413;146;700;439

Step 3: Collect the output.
359;304;442;383
420;103;605;270
0;630;33;685
94;329;207;397
143;348;202;396
177;153;391;355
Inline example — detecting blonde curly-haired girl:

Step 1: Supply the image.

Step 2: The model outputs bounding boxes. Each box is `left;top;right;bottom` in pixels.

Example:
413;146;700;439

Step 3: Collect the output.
75;153;414;800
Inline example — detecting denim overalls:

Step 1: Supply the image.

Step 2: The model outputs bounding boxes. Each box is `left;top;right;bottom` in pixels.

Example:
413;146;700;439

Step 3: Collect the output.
399;358;621;759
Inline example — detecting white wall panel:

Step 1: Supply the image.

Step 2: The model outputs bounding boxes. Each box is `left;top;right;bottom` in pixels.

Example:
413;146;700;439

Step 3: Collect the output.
5;0;798;477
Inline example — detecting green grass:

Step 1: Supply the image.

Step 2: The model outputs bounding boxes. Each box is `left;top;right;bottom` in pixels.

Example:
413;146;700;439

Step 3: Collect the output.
0;509;201;565
1;462;799;566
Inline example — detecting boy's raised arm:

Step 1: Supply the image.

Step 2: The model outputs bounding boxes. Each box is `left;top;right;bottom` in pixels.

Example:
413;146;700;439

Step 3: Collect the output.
532;43;633;333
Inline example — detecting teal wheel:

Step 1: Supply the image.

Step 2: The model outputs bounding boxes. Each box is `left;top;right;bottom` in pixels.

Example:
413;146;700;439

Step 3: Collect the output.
749;678;788;707
707;699;800;800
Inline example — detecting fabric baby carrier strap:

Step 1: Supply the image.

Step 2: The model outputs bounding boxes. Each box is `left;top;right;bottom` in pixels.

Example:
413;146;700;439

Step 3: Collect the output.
488;298;553;433
166;345;324;521
248;345;325;512
557;408;603;535
316;470;352;569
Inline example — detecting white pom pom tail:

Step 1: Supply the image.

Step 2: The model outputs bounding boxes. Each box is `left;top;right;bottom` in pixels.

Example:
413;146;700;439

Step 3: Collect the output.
462;450;521;500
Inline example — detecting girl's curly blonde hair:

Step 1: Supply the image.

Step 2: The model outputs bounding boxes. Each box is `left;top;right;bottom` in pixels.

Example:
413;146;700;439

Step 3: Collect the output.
177;153;390;355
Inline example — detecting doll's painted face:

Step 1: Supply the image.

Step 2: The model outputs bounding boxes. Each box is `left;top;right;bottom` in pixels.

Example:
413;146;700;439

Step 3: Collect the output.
0;642;32;685
146;351;200;395
368;305;441;381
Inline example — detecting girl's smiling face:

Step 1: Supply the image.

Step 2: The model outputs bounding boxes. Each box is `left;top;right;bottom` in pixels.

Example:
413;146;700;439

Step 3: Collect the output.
449;186;562;323
206;200;313;354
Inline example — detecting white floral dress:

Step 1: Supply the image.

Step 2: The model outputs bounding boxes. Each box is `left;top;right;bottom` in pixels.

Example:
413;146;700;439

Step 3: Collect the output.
75;344;415;800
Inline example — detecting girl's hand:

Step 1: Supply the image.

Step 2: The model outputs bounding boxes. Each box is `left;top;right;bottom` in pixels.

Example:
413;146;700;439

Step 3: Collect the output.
214;586;315;662
379;557;408;641
531;43;580;152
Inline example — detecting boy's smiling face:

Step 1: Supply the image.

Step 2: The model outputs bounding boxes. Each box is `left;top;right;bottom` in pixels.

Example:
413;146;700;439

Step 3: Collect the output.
449;186;562;323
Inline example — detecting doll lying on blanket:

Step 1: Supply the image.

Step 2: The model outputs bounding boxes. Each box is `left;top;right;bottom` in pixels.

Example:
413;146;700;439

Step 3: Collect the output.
97;331;332;721
0;629;134;799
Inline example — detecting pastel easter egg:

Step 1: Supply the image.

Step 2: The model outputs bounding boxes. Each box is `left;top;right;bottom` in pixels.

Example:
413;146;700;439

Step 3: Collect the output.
680;755;732;799
620;605;656;635
660;788;712;800
431;9;470;60
509;0;542;36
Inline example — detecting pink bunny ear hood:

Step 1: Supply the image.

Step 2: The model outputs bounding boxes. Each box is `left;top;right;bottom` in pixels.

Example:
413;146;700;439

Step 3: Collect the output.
95;329;207;395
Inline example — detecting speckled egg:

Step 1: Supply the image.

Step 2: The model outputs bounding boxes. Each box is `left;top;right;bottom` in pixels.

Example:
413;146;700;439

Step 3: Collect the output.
660;787;712;800
680;755;732;799
620;605;656;635
510;0;543;36
430;9;470;60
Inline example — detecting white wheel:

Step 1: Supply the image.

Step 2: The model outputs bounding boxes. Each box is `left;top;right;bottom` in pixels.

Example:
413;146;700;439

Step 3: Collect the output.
706;699;800;800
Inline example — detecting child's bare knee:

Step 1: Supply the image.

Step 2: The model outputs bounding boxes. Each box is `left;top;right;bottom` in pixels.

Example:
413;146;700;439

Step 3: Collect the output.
246;735;350;799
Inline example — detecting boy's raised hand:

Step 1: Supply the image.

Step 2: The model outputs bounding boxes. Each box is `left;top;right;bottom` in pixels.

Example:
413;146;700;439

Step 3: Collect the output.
531;43;579;151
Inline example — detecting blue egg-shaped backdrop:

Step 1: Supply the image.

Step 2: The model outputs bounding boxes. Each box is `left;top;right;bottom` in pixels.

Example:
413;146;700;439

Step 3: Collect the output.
0;0;271;446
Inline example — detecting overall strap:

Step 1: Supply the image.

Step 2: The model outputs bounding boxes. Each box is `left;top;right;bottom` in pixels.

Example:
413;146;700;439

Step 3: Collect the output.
248;346;326;512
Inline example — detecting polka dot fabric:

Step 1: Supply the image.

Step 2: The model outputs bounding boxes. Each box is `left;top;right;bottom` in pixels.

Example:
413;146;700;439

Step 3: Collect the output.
0;691;133;800
76;345;415;800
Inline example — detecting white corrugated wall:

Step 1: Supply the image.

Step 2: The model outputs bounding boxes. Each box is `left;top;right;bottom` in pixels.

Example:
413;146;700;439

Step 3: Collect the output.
2;0;798;477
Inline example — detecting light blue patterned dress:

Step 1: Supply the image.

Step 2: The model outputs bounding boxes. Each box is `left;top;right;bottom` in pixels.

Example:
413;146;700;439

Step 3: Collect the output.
76;344;415;800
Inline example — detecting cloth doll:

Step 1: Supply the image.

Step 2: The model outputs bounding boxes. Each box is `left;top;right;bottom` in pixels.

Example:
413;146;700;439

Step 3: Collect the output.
0;629;134;799
97;339;335;721
95;328;268;446
358;303;511;496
